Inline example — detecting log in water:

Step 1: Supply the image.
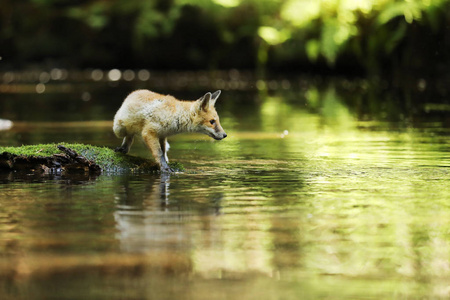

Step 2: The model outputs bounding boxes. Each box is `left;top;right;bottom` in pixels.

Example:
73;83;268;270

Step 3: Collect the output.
0;143;183;174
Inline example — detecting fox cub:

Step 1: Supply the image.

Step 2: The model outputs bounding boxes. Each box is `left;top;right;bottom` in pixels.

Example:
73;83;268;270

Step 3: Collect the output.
113;89;227;172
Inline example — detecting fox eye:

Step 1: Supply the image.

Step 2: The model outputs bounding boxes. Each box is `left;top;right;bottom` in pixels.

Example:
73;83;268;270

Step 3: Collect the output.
209;119;216;125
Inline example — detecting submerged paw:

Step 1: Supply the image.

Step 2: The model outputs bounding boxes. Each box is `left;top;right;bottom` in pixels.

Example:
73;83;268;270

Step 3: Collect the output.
160;166;175;174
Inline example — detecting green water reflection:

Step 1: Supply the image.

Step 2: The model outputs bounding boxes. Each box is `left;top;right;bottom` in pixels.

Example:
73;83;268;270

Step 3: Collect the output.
1;81;450;299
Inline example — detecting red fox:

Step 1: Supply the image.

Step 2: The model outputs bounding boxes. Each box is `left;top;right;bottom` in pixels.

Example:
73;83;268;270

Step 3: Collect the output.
113;89;227;172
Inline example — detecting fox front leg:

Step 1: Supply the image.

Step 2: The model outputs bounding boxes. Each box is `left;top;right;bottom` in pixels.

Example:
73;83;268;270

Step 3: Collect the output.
160;138;170;163
115;135;134;154
143;132;174;173
160;151;174;173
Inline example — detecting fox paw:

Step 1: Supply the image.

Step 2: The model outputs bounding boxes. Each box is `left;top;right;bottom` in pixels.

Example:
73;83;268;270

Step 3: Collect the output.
160;166;176;174
114;146;128;154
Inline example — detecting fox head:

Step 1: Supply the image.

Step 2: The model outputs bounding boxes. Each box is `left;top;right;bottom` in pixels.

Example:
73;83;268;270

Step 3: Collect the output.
193;90;227;140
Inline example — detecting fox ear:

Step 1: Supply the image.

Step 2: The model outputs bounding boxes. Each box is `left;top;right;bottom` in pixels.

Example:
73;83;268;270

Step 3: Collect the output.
210;90;221;106
198;92;212;112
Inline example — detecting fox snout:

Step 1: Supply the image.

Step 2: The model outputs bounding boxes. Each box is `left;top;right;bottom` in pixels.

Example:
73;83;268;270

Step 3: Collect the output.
210;123;227;140
213;132;227;140
208;127;227;140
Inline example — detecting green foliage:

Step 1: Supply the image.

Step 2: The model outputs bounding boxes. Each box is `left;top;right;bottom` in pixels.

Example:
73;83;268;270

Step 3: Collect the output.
272;0;448;66
67;2;109;29
1;0;449;73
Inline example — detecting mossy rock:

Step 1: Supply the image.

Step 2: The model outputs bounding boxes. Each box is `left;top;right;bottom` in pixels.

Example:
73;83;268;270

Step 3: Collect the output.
0;143;184;174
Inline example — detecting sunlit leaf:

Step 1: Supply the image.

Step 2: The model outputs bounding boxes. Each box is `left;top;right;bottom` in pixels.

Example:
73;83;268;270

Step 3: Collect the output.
306;39;320;62
320;20;354;65
258;26;291;45
281;0;320;28
378;2;422;25
212;0;240;7
340;0;373;14
321;21;340;65
378;4;404;25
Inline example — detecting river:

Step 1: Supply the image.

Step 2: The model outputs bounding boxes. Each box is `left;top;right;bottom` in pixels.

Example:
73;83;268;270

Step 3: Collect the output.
1;72;450;299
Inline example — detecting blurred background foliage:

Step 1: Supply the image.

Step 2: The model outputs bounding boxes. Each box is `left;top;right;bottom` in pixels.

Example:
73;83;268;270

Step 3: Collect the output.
1;0;450;78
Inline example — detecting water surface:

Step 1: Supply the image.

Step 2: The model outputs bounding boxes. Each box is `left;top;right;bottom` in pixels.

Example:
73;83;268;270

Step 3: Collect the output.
1;79;450;299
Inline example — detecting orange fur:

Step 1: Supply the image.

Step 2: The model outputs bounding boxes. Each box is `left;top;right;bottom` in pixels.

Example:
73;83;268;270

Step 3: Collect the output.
113;89;227;172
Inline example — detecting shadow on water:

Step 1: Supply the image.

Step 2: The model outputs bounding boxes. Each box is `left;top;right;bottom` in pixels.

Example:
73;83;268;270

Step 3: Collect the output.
0;170;100;184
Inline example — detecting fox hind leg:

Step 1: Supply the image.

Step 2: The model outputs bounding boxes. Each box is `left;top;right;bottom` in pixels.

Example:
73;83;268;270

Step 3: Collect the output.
115;135;134;154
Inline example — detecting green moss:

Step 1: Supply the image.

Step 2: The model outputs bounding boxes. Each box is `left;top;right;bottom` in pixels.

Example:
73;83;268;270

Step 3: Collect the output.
168;161;185;172
0;143;184;173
